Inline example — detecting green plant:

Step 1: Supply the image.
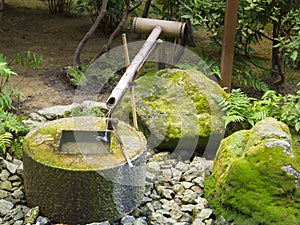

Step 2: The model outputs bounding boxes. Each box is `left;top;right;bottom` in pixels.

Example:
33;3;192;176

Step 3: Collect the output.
176;49;222;79
0;132;13;153
212;89;258;129
0;111;30;158
0;51;43;110
176;0;300;84
233;57;270;92
0;52;42;158
0;54;22;110
67;65;88;86
75;0;134;32
40;0;75;15
16;51;43;69
234;68;269;92
67;63;118;86
274;9;300;69
150;0;180;20
213;87;300;134
279;88;300;132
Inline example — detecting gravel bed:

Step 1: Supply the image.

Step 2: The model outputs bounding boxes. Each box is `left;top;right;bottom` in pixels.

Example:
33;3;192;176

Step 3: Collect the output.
0;151;216;225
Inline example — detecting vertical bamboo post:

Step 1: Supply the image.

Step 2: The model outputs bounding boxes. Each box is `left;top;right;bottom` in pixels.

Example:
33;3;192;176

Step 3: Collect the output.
220;0;239;92
155;39;165;70
122;33;138;130
122;33;130;67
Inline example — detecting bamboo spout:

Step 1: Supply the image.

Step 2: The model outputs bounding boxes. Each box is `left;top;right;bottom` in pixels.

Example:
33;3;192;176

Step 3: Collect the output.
106;26;162;113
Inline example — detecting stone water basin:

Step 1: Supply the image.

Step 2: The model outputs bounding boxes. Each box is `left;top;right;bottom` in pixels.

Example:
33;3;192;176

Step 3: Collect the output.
22;116;147;224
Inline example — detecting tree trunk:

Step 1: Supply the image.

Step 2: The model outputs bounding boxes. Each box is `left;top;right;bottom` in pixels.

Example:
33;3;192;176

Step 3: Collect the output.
271;21;284;84
96;0;142;58
142;0;152;18
0;0;4;21
74;0;108;69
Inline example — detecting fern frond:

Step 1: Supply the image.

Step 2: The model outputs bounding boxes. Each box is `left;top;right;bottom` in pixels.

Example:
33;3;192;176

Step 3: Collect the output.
0;132;13;152
10;138;23;159
0;111;30;135
0;93;13;110
210;93;230;111
252;110;268;122
67;66;87;86
234;69;269;92
224;115;245;127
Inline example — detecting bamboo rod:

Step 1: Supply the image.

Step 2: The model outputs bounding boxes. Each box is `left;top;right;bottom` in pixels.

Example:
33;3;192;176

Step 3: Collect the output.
106;26;162;113
122;33;138;130
122;33;130;67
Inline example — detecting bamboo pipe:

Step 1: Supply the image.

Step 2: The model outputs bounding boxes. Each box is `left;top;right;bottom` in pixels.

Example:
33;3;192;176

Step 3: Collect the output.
106;26;162;113
132;17;187;39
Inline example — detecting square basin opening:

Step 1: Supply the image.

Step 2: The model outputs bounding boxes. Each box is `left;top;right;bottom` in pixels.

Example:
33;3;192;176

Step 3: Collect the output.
58;130;112;155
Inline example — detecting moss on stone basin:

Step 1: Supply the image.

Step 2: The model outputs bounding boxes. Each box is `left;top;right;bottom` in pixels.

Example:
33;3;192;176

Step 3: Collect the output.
23;116;145;170
23;116;147;224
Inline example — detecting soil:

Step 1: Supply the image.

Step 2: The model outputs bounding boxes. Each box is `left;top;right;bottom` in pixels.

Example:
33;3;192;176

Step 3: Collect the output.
0;0;130;115
0;0;299;116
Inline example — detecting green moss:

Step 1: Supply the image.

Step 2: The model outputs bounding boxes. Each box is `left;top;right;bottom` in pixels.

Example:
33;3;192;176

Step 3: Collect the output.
23;117;146;170
115;69;227;157
212;130;249;178
205;118;300;225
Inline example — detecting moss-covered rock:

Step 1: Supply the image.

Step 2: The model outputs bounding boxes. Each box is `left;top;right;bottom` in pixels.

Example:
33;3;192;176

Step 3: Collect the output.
205;117;300;225
116;69;227;159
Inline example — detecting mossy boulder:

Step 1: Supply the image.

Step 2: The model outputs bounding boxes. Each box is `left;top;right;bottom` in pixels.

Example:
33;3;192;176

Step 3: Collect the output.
205;117;300;225
116;69;227;159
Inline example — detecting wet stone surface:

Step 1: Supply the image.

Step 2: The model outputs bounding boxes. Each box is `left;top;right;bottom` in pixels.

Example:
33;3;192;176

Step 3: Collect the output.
0;150;215;225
